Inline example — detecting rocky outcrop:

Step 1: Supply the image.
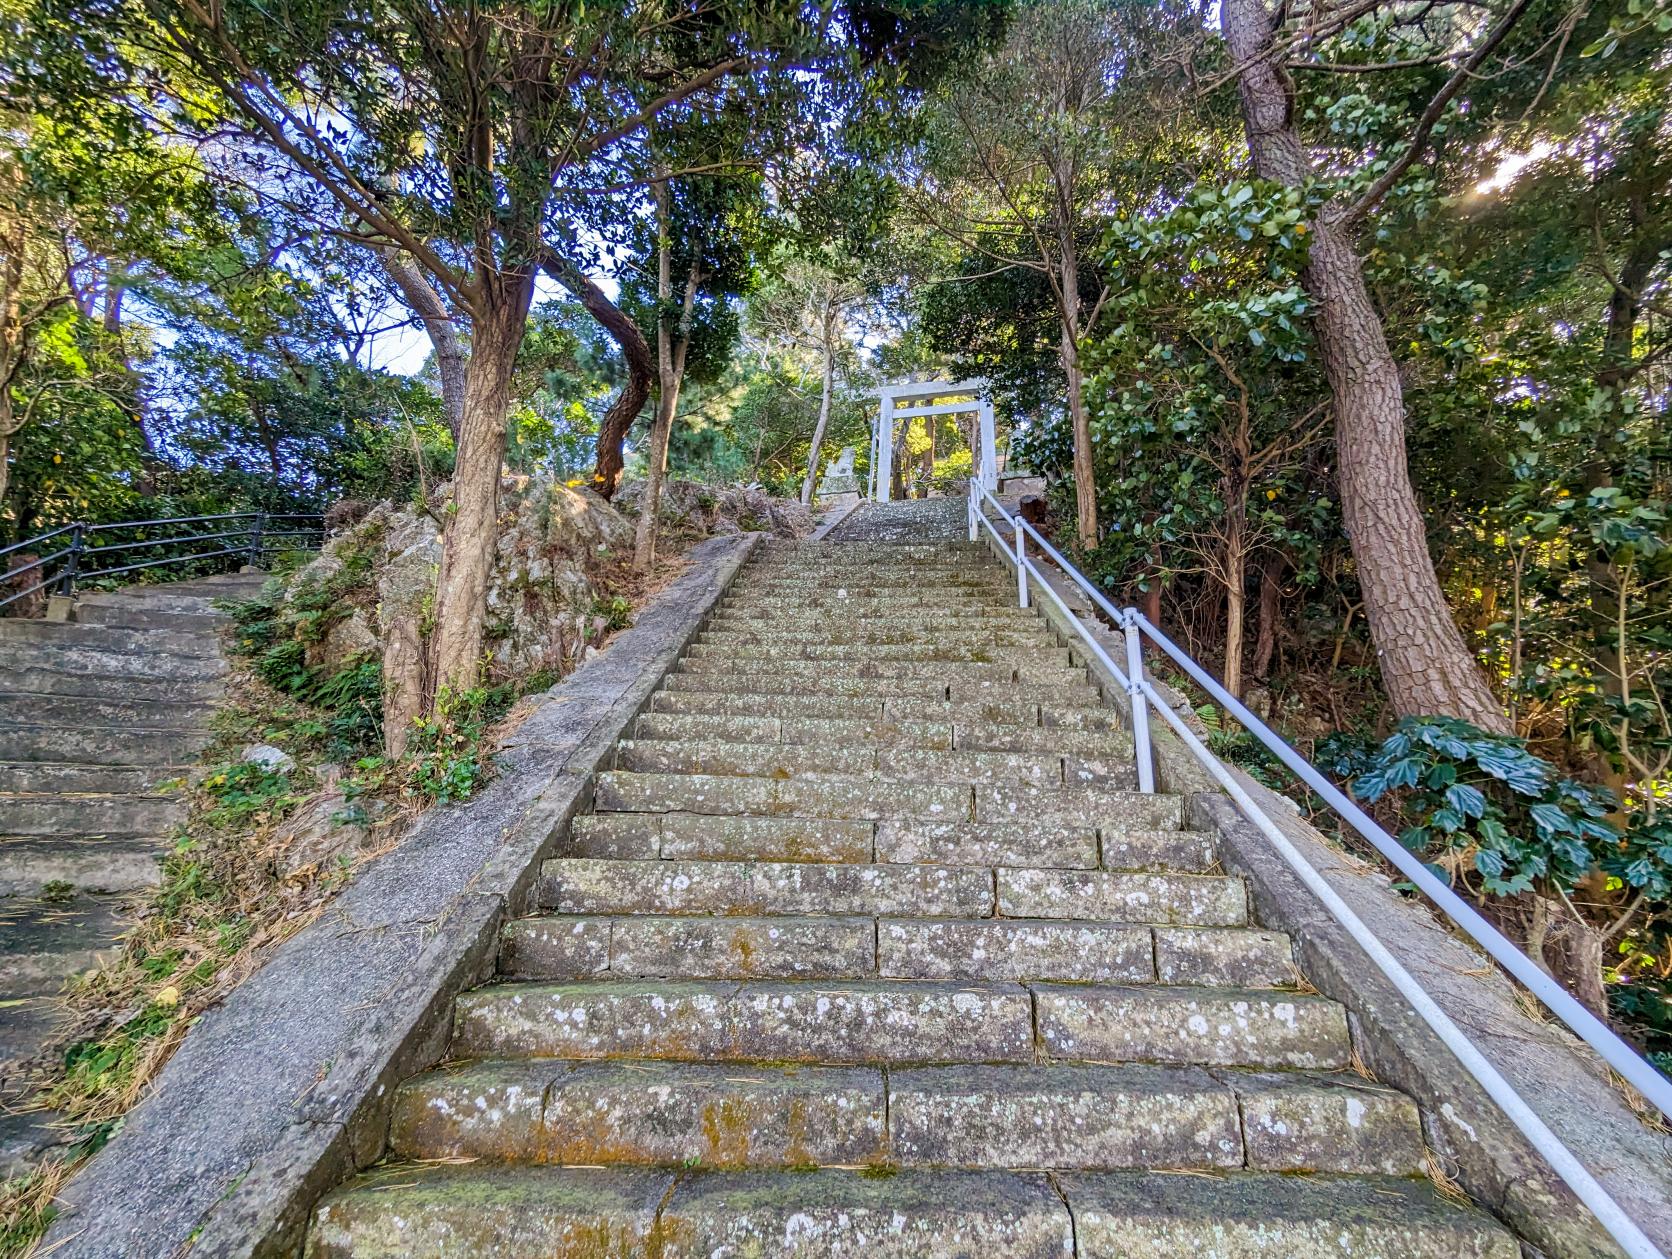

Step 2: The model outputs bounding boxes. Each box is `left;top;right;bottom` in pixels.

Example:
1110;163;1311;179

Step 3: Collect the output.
282;476;637;754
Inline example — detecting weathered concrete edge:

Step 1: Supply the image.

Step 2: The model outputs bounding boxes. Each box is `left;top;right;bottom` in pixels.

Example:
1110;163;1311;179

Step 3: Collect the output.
41;532;763;1259
807;499;861;541
978;525;1672;1259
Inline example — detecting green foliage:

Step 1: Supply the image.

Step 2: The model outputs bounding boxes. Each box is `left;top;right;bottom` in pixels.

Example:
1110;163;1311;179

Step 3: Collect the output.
1349;718;1631;898
403;687;495;804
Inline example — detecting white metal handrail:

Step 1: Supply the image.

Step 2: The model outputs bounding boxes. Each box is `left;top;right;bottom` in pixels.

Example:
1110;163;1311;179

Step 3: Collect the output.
968;479;1669;1259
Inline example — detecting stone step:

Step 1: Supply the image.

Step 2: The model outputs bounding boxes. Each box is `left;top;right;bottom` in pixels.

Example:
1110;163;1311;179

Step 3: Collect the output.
0;722;210;766
0;791;185;838
0;619;221;657
73;603;224;631
502;914;877;981
0;663;225;704
452;979;1349;1070
648;690;1109;729
0;641;229;679
566;812;876;863
498;913;1291;990
0;837;166;896
562;811;1204;872
75;589;241;615
389;1060;888;1168
386;1060;1422;1175
0;894;132;994
451;979;1036;1064
731;580;1013;600
678;656;1085;686
309;1165;1514;1258
0;762;183;794
709;605;1035;627
540;855;1244;930
595;770;974;821
996;867;1247;927
0;693;217;732
1062;1171;1517;1257
537;858;995;919
1035;984;1351;1069
614;739;1071;786
976;781;1171;824
728;591;1016;611
661;674;1101;708
696;627;1054;648
631;712;955;750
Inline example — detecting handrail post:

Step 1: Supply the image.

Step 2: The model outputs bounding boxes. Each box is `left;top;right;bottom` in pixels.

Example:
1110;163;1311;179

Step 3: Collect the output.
248;511;266;569
1014;518;1028;608
967;486;978;542
1123;608;1155;793
57;523;85;596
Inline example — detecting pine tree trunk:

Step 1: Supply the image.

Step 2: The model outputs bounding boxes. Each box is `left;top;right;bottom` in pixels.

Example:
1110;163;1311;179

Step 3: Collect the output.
1222;0;1509;732
634;188;699;572
429;279;532;701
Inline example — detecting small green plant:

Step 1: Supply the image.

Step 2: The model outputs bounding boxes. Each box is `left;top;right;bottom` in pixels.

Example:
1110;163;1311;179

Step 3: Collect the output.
590;594;634;632
39;879;74;904
403;686;494;803
198;761;300;830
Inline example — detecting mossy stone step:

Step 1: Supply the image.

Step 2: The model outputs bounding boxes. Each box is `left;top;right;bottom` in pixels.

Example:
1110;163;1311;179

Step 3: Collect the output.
74;603;224;631
1062;1171;1517;1257
878;917;1153;983
537;857;995;919
631;712;956;750
451;979;1036;1065
500;913;877;981
614;739;1069;786
388;1060;887;1168
385;1059;1422;1175
0;619;223;656
309;1165;1515;1259
594;770;973;821
565;811;876;863
996;866;1248;927
677;655;1086;686
1035;983;1351;1069
698;627;1051;648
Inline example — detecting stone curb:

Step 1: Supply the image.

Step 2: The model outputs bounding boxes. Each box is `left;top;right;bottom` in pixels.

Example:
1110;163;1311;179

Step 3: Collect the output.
39;532;763;1259
978;524;1672;1259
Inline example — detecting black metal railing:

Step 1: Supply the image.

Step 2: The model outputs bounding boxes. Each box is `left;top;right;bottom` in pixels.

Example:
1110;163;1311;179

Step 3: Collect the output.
0;512;324;612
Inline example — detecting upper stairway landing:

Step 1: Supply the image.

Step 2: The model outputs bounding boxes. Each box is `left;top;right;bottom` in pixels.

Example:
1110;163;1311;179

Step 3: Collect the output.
305;538;1516;1258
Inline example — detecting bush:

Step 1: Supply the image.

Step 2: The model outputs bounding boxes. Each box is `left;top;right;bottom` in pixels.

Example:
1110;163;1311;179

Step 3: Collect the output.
1348;716;1623;897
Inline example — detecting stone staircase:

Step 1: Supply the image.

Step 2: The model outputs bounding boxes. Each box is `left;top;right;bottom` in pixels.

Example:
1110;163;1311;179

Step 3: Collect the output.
307;538;1517;1257
0;571;262;1168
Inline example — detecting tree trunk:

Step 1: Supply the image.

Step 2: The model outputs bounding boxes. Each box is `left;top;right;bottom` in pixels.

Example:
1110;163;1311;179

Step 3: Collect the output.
1222;0;1509;732
428;276;533;702
381;248;468;439
1254;555;1283;679
1222;514;1247;702
1058;238;1098;548
799;312;837;506
538;249;654;501
634;183;699;572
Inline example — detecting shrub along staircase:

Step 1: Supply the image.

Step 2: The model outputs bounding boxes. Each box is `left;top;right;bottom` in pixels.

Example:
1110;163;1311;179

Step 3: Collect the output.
0;571;262;1167
306;536;1518;1257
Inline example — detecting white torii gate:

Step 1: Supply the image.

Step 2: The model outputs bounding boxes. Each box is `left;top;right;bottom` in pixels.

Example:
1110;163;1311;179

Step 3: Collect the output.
868;379;995;502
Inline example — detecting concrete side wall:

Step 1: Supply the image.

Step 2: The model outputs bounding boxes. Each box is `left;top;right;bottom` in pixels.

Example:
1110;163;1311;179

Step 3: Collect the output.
977;522;1672;1259
42;533;762;1259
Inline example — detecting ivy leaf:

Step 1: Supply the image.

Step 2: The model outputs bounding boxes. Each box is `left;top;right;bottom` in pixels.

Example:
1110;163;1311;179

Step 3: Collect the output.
1444;783;1486;819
